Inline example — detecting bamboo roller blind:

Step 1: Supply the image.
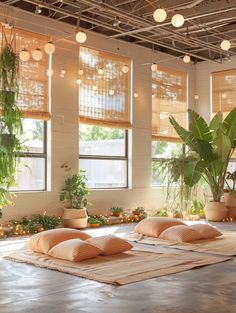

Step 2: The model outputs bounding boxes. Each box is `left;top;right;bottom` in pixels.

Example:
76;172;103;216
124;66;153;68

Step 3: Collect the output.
0;26;50;120
212;69;236;114
79;46;131;128
152;66;187;142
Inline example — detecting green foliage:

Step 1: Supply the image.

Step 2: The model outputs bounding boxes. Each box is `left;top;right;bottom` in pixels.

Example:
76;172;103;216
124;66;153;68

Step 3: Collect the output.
60;166;90;209
88;215;105;225
170;109;236;202
225;171;236;194
9;214;62;234
79;125;124;141
133;206;145;214
189;199;205;218
156;208;168;217
110;207;124;214
0;41;23;210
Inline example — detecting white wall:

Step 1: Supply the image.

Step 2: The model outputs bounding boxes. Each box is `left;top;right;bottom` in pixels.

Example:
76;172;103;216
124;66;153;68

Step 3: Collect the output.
196;56;236;122
0;7;195;220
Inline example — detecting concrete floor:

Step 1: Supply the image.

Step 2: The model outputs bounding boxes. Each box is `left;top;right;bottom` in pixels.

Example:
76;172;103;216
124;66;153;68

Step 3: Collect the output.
1;222;236;313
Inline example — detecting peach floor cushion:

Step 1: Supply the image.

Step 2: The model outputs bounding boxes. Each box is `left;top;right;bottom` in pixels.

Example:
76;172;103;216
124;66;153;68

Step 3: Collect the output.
159;225;203;243
47;239;103;262
189;224;222;239
86;235;133;255
134;217;185;238
28;228;92;254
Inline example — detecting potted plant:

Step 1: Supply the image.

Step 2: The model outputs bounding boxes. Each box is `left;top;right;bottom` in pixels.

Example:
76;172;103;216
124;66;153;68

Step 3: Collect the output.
132;207;145;216
110;207;124;217
189;199;205;220
0;29;23;216
170;108;236;221
60;164;90;228
88;216;105;228
224;171;236;219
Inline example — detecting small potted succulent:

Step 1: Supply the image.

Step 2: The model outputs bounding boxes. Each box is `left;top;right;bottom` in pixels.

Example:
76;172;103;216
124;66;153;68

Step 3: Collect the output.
88;216;105;228
132;207;145;216
110;207;124;217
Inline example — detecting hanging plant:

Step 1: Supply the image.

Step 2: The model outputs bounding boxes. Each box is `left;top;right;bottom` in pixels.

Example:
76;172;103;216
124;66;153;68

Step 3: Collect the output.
0;27;23;214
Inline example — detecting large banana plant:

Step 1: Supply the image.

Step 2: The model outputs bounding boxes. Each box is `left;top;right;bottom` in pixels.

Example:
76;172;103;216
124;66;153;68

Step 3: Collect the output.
169;108;236;202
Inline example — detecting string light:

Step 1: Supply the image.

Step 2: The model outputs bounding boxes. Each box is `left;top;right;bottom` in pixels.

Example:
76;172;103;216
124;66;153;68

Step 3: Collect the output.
122;64;129;73
78;69;84;75
32;48;43;61
44;41;55;54
153;8;167;23
171;14;184;27
19;49;30;62
76;78;82;85
98;68;104;75
76;31;87;44
134;91;139;98
151;62;158;72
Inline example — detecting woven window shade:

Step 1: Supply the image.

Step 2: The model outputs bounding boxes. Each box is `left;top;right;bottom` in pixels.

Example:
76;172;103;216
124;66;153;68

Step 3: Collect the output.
0;26;50;120
212;69;236;114
79;46;131;128
152;66;187;142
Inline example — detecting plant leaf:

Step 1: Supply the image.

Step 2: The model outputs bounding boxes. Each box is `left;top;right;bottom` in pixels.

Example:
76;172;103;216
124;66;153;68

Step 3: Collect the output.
196;139;216;161
223;107;236;146
184;159;204;187
213;129;231;162
188;109;212;142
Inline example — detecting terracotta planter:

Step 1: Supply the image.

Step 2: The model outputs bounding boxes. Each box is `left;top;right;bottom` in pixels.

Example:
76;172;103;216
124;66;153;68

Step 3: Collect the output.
204;202;228;222
111;212;121;217
89;223;100;228
224;192;236;219
63;218;88;229
63;208;88;228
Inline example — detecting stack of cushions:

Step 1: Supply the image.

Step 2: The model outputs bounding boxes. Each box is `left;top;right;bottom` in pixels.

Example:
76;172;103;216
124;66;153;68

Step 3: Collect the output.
28;229;133;262
135;217;222;243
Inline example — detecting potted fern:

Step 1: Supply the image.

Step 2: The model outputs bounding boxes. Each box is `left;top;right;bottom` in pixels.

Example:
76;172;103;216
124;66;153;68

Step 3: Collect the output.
60;164;90;228
170;108;236;221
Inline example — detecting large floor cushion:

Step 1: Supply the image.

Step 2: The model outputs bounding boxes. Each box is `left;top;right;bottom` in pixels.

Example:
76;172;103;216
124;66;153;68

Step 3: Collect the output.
28;228;92;254
159;225;203;243
48;239;102;262
86;235;133;255
189;224;222;239
135;217;185;238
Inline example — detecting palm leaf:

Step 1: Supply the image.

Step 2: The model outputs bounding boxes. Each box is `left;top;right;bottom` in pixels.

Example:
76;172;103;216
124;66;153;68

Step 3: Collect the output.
209;112;222;140
169;116;197;151
223;107;236;146
183;159;203;187
213;130;231;162
196;139;216;161
188;109;212;142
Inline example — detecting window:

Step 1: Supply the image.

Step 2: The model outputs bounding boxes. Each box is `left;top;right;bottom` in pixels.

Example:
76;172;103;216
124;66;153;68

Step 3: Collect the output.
79;125;128;188
152;67;187;185
13;119;47;191
211;69;236;158
78;47;131;188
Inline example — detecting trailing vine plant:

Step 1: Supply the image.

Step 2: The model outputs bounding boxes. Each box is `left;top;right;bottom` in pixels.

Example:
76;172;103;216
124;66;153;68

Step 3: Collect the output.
0;27;23;217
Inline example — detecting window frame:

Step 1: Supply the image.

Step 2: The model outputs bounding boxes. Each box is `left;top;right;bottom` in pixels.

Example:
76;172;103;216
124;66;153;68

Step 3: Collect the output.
79;128;129;189
14;120;47;192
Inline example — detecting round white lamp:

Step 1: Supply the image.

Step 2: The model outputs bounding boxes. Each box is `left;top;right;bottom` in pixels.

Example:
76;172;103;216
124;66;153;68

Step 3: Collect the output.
78;69;84;76
47;69;54;77
32;48;43;61
98;68;104;75
134;91;138;98
122;65;129;73
183;55;191;63
109;89;115;96
171;14;184;27
76;78;82;85
153;8;167;23
220;40;231;51
44;41;55;54
19;49;30;62
76;31;87;44
151;63;158;72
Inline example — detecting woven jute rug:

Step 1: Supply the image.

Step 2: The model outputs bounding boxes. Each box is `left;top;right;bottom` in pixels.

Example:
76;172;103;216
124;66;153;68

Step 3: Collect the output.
126;231;236;256
5;244;230;285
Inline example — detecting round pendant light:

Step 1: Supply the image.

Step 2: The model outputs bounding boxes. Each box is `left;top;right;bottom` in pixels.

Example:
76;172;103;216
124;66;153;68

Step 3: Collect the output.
153;8;167;23
151;63;158;72
171;14;184;27
44;41;55;54
32;48;43;61
183;55;191;63
76;31;87;44
78;69;84;76
194;94;199;100
76;78;82;85
47;69;54;77
98;68;104;75
109;89;115;96
134;91;139;98
220;40;231;51
92;85;98;91
60;69;66;78
122;64;129;73
19;49;30;62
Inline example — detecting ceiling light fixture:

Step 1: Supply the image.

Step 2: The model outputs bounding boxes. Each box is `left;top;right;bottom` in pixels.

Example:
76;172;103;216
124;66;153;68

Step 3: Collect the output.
113;16;121;27
76;78;82;85
109;89;115;96
220;40;231;51
32;48;43;61
76;31;87;44
44;41;55;54
60;69;66;78
98;68;104;75
92;85;98;91
35;5;42;14
78;69;84;75
151;62;158;72
194;94;199;100
153;8;167;23
134;91;138;98
171;14;184;28
19;49;30;62
222;92;227;99
183;55;191;63
47;69;54;77
122;64;129;73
